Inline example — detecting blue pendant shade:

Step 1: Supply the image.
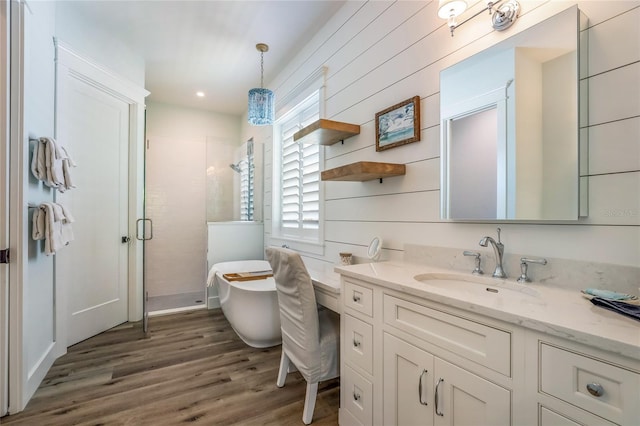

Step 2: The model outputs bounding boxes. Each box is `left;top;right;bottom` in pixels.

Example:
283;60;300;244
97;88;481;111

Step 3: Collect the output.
248;43;275;126
248;87;274;126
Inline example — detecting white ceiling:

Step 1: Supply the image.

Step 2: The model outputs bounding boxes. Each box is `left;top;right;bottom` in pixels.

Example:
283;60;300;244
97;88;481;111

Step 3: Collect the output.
65;0;346;116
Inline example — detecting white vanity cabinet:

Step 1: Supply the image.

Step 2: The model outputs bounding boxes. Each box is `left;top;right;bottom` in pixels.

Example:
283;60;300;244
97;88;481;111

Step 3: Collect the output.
338;272;640;426
339;277;516;426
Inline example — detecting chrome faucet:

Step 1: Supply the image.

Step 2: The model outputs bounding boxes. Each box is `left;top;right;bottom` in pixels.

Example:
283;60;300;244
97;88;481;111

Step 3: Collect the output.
517;257;547;283
479;227;507;279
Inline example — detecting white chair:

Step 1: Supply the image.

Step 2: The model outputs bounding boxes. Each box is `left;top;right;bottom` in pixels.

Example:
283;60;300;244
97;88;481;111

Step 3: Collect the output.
265;247;340;425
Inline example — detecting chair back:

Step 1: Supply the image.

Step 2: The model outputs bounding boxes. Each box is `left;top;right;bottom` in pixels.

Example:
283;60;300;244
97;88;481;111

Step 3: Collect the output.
265;247;321;381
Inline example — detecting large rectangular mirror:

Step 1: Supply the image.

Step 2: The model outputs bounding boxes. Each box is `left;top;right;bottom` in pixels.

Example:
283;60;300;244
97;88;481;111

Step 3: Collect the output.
440;6;585;221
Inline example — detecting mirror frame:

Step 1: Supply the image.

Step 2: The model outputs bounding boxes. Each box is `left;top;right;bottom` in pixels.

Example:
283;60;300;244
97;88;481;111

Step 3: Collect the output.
439;5;587;222
367;236;383;261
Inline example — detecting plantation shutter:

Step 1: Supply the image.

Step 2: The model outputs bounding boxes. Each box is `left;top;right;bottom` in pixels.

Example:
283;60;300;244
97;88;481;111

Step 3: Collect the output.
240;157;253;221
279;94;320;231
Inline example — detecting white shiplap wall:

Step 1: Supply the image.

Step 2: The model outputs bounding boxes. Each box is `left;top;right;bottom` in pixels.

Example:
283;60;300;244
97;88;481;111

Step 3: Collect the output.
251;1;639;272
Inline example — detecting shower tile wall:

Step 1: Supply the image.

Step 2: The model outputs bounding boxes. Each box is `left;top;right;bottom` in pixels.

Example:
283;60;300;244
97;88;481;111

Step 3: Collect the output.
206;139;236;222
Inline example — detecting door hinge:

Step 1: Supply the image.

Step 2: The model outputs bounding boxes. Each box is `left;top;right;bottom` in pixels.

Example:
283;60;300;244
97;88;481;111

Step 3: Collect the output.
0;248;9;264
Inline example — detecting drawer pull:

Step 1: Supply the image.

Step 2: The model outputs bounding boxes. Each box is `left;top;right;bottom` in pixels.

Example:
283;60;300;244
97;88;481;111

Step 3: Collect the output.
418;369;428;406
586;383;604;397
435;378;444;416
352;294;361;303
353;392;361;402
353;339;361;348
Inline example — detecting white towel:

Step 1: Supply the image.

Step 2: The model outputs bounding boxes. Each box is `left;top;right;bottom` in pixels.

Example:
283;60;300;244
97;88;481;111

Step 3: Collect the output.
59;145;76;191
32;207;46;241
30;140;47;182
206;266;219;288
51;202;74;246
30;137;76;192
35;202;74;255
43;138;62;189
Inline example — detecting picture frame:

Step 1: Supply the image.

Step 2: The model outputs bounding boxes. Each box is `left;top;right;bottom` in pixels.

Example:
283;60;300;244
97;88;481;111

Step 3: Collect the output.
375;95;421;152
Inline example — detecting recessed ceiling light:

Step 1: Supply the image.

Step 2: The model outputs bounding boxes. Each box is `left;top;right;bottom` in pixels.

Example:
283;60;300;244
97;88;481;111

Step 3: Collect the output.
196;91;205;97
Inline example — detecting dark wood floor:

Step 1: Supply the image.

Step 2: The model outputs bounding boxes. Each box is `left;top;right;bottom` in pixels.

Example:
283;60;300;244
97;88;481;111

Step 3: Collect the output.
2;309;340;425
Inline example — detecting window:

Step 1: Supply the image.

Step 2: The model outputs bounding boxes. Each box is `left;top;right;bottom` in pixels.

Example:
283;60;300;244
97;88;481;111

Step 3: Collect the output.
239;154;254;221
273;91;321;243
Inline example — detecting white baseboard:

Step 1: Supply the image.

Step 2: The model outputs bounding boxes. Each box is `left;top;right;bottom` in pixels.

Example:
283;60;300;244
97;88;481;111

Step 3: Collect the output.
207;295;220;309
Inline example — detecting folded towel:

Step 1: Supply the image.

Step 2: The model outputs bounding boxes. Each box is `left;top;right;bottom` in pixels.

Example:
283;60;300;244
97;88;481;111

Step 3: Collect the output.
590;297;640;322
58;145;76;192
33;202;74;255
30;137;76;192
30;140;47;182
51;202;74;245
43;138;62;188
32;207;46;240
582;288;637;301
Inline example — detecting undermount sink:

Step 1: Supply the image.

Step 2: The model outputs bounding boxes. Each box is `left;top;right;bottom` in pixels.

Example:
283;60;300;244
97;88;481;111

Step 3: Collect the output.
413;272;540;298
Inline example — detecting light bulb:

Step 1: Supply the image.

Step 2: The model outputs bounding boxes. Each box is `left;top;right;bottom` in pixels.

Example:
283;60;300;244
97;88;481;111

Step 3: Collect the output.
438;0;468;19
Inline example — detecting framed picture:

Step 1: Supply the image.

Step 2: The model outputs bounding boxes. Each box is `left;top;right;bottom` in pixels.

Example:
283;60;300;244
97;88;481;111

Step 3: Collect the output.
375;96;421;152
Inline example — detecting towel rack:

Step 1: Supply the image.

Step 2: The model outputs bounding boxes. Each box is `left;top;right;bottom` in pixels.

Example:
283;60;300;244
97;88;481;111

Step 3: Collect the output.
27;203;38;208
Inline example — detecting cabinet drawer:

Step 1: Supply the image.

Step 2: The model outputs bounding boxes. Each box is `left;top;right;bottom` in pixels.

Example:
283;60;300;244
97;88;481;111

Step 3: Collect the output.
540;343;640;425
540;406;582;426
342;364;373;426
344;314;373;375
314;287;340;314
343;279;373;317
539;404;617;426
383;295;511;376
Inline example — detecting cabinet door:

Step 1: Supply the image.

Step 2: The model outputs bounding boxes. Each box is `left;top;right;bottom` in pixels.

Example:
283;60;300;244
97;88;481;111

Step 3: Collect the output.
383;333;435;426
434;358;511;426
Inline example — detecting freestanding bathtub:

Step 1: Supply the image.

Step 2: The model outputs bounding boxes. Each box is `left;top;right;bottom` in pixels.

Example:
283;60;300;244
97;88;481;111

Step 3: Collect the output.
211;260;282;348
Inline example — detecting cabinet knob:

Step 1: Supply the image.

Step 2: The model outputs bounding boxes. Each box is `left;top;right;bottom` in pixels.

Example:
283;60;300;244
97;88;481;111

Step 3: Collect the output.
586;383;604;397
353;339;361;348
353;392;361;402
352;294;361;302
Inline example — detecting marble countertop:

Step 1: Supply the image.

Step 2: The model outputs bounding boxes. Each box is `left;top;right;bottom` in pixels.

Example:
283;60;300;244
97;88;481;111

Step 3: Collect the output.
335;260;640;360
307;263;341;294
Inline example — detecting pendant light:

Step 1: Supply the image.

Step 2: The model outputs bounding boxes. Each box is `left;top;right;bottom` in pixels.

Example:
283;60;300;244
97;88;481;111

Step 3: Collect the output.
247;43;275;126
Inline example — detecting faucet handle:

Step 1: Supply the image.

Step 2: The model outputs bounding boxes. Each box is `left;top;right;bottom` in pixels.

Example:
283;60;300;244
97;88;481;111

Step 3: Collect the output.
496;227;502;243
463;250;484;275
517;257;547;283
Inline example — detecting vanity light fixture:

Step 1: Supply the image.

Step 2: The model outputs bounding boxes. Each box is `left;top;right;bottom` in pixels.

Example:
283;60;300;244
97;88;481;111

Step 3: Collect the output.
247;43;275;126
196;91;205;97
438;0;520;37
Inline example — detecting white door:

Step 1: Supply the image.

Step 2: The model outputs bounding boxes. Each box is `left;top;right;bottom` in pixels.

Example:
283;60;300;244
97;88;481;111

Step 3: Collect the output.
56;59;130;346
0;0;9;414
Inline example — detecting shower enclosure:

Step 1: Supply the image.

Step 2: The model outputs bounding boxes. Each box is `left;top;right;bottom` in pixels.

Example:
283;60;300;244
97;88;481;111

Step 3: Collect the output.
145;134;263;316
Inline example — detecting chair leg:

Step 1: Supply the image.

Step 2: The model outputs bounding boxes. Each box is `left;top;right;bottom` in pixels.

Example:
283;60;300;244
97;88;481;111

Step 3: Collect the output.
276;351;290;388
302;382;318;425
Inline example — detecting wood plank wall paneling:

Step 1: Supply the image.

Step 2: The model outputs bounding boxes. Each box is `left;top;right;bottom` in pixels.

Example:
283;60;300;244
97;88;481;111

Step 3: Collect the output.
589;118;640;175
263;1;640;268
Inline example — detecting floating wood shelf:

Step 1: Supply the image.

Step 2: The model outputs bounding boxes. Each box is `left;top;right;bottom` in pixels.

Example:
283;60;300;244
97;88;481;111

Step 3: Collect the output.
293;119;360;146
321;161;406;182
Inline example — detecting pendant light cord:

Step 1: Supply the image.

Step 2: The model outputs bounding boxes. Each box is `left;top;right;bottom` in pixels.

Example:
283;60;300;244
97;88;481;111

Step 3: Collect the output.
260;51;264;89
